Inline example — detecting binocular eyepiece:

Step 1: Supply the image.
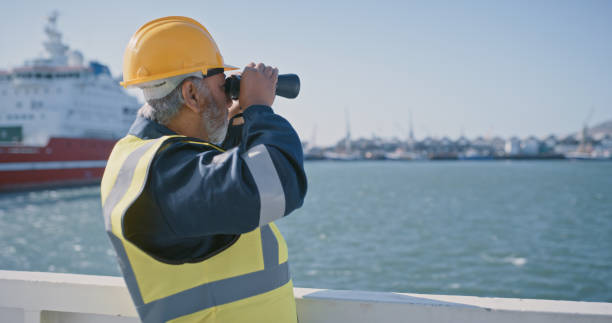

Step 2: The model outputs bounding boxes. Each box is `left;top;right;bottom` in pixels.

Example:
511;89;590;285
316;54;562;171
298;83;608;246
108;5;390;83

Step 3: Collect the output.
224;74;301;100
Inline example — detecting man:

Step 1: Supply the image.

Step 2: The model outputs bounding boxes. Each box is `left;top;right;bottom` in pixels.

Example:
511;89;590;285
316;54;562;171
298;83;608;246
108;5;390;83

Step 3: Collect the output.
101;16;307;323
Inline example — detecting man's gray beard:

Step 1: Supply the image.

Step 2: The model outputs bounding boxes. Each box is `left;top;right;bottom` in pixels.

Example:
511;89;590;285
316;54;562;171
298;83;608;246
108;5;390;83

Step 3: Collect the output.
204;101;229;145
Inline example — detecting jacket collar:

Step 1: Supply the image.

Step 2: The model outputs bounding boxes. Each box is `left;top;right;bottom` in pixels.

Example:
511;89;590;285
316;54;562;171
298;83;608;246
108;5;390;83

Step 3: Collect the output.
128;115;177;140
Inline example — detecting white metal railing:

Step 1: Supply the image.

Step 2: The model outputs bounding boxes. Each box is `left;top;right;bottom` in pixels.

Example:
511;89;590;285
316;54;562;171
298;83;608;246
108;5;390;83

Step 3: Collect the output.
1;270;611;323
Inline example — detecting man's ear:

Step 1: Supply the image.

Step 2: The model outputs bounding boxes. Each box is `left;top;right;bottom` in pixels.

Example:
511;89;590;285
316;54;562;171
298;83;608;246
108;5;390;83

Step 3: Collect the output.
181;80;201;114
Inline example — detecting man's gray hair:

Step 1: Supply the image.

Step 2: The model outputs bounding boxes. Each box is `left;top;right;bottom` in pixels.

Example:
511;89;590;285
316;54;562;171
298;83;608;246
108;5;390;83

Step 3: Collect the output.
138;76;206;125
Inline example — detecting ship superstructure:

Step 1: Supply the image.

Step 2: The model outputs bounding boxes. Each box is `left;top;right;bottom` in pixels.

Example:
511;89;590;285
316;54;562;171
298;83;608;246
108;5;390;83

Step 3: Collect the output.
0;12;139;190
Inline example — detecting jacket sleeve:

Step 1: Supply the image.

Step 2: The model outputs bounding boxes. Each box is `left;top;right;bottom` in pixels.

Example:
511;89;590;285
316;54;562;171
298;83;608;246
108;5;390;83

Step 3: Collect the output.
149;105;307;237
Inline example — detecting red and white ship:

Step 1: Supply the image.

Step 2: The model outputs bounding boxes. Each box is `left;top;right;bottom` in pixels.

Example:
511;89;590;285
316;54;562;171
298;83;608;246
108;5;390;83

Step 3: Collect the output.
0;12;139;191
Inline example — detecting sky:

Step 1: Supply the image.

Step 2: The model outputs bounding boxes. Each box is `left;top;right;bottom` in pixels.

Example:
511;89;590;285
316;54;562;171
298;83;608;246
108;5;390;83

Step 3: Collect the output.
1;0;611;145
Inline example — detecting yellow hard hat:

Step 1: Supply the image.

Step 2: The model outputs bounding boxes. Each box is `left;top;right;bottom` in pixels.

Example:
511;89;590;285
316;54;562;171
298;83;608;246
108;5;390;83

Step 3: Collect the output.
120;16;237;88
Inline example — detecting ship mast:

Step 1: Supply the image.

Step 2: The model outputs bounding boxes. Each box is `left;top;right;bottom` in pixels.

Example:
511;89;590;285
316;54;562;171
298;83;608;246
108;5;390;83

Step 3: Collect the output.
42;11;69;66
409;110;414;142
344;109;351;153
578;108;594;153
404;110;415;151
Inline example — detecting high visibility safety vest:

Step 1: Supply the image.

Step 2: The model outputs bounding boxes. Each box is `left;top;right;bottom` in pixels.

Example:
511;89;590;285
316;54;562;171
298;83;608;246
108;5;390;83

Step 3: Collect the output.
101;134;297;323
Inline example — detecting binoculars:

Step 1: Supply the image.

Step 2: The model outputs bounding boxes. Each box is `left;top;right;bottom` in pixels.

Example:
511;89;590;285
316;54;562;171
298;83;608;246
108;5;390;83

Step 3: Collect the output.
224;74;301;100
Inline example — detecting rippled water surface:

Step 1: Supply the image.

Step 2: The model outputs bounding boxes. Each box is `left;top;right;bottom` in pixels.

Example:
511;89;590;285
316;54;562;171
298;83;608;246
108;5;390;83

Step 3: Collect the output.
1;161;611;302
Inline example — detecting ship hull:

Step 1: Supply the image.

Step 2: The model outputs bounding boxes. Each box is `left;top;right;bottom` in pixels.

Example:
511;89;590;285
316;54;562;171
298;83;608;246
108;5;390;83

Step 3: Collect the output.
0;138;115;191
0;168;104;191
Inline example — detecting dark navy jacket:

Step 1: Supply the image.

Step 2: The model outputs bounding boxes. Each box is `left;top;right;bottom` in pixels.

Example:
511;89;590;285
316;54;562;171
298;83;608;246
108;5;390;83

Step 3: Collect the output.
124;105;307;263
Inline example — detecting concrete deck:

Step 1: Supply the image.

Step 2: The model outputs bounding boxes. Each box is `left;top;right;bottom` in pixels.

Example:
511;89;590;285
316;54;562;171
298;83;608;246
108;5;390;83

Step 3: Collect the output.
1;270;611;323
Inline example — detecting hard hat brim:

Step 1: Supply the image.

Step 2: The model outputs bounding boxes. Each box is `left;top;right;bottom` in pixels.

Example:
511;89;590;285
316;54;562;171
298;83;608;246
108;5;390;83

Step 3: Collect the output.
121;64;239;88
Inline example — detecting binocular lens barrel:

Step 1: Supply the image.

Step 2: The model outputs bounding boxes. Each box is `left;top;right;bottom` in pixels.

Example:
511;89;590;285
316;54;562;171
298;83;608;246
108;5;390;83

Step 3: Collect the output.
224;74;300;100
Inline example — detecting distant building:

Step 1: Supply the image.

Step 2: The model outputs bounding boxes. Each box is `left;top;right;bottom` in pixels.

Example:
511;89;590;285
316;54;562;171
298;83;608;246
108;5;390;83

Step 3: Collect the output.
472;136;488;149
587;120;612;138
521;136;540;155
599;134;612;148
489;137;506;154
505;137;521;155
541;135;557;153
439;137;454;153
555;135;579;154
420;137;439;154
456;136;470;151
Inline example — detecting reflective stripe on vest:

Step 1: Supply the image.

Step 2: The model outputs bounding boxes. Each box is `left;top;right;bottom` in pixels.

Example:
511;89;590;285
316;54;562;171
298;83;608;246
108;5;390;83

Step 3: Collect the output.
101;135;296;323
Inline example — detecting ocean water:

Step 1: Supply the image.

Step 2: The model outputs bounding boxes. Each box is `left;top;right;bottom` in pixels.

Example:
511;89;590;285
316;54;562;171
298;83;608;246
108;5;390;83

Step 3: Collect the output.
0;161;611;302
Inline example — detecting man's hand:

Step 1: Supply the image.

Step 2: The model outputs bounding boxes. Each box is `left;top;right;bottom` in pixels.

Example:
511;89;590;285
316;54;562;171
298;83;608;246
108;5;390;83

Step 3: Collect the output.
239;62;278;109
